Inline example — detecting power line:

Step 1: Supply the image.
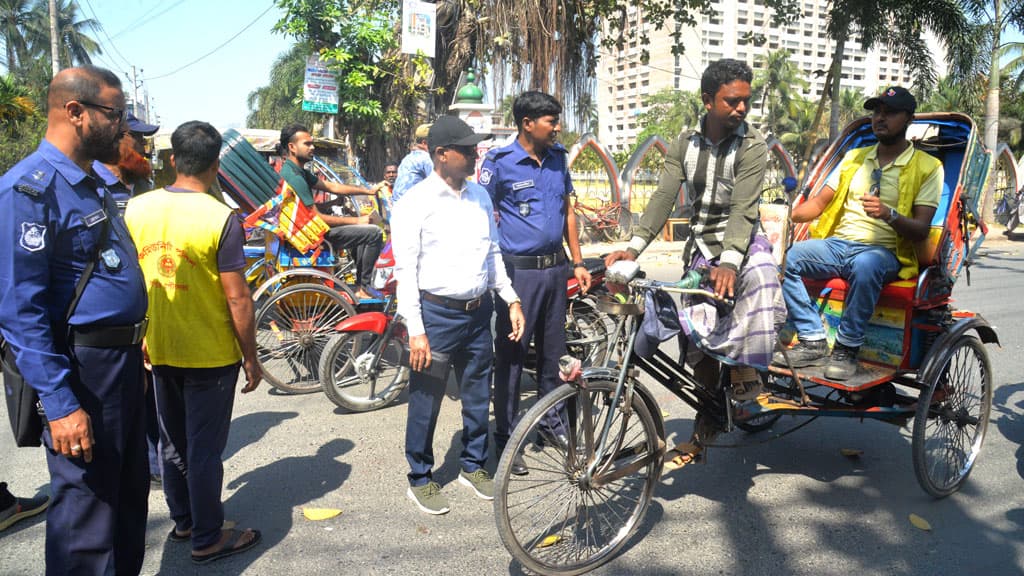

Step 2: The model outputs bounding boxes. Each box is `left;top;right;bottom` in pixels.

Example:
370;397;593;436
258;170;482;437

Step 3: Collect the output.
81;0;132;71
144;3;274;81
111;0;188;41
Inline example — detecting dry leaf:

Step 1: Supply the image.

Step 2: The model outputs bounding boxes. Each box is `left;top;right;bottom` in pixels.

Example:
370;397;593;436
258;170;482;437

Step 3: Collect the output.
909;513;932;531
661;410;670;418
536;534;562;548
303;508;342;521
840;448;863;458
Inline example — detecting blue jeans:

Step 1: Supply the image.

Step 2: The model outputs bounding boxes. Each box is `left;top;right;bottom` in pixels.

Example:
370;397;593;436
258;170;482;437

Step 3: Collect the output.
782;237;900;348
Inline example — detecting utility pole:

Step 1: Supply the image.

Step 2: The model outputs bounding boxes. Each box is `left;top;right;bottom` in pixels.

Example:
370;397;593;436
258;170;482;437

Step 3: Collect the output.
48;0;59;77
127;66;144;119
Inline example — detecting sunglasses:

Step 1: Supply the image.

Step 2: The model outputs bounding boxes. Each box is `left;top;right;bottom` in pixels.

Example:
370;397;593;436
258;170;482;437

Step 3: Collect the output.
77;100;127;123
869;168;882;197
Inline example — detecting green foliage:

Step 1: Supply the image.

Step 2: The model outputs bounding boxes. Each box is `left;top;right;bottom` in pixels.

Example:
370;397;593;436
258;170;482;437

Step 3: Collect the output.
751;49;808;136
634;88;703;143
246;43;322;129
0;107;43;173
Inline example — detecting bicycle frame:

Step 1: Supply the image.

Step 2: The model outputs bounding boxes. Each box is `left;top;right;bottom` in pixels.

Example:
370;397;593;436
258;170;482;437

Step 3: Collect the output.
575;201;622;231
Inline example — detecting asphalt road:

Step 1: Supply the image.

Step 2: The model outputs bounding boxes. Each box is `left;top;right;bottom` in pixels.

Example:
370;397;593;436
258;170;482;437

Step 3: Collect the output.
2;236;1023;576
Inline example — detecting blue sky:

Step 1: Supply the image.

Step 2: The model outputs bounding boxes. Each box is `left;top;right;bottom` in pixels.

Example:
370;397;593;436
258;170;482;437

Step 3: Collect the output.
81;0;292;131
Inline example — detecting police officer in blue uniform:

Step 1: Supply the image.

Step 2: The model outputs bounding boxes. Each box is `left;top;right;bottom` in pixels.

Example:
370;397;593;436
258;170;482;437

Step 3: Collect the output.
480;91;591;475
0;66;150;575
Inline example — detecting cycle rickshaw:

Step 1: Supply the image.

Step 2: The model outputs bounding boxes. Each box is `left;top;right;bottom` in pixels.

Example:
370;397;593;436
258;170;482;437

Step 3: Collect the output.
219;129;386;394
491;112;997;575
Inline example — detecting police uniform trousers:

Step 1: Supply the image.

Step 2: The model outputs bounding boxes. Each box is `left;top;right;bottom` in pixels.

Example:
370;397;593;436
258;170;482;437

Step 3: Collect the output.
493;262;568;451
152;363;240;551
42;344;148;576
405;296;493;487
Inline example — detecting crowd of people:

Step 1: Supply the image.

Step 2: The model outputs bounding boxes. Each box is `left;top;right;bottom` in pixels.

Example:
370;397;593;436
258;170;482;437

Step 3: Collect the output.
0;57;938;573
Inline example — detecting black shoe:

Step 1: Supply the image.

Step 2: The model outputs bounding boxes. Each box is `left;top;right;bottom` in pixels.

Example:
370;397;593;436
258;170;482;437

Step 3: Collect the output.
510;453;528;476
772;339;829;368
536;431;569;451
824;343;859;380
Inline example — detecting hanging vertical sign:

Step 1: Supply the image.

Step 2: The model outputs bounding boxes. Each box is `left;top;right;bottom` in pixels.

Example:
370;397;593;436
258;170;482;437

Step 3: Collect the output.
302;55;339;114
401;0;436;58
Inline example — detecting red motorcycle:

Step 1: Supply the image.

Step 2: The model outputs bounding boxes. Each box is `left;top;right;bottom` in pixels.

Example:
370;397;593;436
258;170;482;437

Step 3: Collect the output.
318;246;613;412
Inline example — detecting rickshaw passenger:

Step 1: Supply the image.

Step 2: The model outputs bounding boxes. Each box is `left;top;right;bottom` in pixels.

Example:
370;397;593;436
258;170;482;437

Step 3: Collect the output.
773;87;941;380
279;124;382;300
606;58;785;469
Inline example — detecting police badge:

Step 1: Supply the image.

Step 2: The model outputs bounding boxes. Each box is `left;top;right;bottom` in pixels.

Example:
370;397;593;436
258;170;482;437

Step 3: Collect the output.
479;168;492;186
19;222;46;252
518;202;531;217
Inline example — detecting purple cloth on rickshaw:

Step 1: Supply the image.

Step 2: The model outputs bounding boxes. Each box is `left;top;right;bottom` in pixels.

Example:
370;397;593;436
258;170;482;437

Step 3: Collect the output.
678;234;787;369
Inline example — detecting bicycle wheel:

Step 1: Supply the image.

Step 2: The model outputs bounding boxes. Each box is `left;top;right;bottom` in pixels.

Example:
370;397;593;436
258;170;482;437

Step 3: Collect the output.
565;297;614;368
255;283;356;394
601;208;634;242
318;331;409;412
912;335;991;498
494;379;660;576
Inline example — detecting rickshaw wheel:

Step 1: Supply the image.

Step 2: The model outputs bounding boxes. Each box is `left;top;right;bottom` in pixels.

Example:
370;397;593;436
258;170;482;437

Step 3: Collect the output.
912;335;992;498
494;380;659;576
255;283;356;394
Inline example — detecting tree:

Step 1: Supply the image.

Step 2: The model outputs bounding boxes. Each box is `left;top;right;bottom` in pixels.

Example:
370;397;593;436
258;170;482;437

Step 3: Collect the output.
246;43;323;129
0;72;42;172
23;0;101;69
823;0;970;140
918;75;983;116
836;87;868;127
573;92;599;135
634;88;703;143
0;0;32;73
778;95;823;169
751;49;808;136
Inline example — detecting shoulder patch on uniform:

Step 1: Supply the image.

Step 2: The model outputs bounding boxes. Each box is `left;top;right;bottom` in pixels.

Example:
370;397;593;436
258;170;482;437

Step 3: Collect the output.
19;222;46;252
479;168;493;185
14;168;53;198
14;184;41;197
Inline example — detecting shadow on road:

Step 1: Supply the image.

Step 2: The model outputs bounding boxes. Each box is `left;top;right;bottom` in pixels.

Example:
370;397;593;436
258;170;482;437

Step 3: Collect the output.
154;437;353;575
222;411;299;462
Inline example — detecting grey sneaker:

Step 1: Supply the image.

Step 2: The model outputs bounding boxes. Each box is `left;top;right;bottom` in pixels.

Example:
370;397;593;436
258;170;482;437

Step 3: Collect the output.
825;343;859;381
407;481;450;515
772;339;829;368
0;483;49;532
458;468;494;500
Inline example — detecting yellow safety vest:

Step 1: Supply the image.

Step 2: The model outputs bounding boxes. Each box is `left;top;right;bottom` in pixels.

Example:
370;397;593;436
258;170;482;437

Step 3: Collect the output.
810;146;941;279
125;189;242;367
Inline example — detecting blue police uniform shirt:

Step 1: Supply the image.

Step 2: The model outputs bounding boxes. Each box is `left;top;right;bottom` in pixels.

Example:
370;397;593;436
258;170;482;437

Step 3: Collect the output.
480;139;573;256
391;148;433;206
0;140;148;421
93;161;132;215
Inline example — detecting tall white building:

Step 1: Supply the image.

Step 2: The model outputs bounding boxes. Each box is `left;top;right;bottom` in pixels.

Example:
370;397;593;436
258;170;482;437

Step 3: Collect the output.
596;1;948;151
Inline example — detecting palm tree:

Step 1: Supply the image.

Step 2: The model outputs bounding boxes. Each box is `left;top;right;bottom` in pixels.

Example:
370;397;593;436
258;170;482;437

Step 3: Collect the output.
779;95;823;169
0;0;32;74
823;0;969;139
751;49;808;136
0;72;35;124
246;43;321;129
635;88;703;143
23;0;101;69
1000;41;1024;92
573;91;599;135
837;87;868;127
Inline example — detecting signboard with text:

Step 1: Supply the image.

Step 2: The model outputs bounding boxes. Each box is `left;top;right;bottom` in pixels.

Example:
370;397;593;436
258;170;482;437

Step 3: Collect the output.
302;55;339;114
401;0;436;58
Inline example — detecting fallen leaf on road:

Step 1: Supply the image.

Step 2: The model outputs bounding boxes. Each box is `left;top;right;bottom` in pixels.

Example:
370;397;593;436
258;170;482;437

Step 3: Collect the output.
840;448;863;457
661;410;670;418
536;534;562;548
303;508;342;521
909;513;932;531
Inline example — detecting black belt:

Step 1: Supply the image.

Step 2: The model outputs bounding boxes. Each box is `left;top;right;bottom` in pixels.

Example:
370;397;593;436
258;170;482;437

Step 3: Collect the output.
503;251;566;270
420;291;483;312
69;318;148;348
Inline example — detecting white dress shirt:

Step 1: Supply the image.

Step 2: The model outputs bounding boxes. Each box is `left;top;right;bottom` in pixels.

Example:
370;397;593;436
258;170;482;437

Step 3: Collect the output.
391;171;519;336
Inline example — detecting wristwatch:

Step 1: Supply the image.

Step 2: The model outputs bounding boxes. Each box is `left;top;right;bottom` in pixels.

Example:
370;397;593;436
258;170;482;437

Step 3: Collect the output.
885;208;899;224
573;261;586;269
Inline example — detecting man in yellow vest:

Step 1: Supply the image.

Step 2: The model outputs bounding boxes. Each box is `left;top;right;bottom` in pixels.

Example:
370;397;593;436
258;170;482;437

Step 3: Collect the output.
125;121;263;564
774;87;942;380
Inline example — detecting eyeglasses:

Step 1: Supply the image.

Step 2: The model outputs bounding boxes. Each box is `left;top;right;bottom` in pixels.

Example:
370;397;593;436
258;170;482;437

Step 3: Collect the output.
77;100;126;123
869;168;882;197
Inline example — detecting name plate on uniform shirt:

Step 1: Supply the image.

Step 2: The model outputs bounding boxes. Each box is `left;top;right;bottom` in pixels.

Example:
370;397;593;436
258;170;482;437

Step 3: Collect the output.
82;209;107;228
511;180;534;191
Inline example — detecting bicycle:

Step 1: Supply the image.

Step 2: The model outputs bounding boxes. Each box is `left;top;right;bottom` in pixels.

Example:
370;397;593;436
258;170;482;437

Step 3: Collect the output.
573;199;634;243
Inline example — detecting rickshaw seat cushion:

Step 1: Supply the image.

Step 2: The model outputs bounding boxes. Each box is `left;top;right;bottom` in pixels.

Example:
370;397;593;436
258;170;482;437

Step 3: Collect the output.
802;277;918;308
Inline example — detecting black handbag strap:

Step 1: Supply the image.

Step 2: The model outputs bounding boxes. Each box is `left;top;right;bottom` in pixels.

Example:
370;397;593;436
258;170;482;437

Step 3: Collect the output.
65;194;113;324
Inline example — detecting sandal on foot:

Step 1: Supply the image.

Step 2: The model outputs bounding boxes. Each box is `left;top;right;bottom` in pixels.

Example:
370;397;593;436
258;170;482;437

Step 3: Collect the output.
731;379;764;401
663;442;703;471
168;519;235;543
190;528;261;565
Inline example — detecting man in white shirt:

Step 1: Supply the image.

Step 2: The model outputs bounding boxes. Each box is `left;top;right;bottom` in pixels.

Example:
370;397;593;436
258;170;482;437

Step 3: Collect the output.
391;116;525;515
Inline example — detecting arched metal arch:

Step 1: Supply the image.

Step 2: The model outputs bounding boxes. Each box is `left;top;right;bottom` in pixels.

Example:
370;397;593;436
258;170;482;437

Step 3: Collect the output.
619;135;668;215
568;133;621;204
765;135;797;180
995;142;1021;203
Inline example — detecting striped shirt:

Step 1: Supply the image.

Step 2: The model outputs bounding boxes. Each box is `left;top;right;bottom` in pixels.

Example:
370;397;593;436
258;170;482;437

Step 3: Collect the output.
630;116;767;270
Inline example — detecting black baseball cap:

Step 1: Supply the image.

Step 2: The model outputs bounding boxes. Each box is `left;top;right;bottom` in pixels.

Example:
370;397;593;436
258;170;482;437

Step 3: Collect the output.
427;115;488;151
864;86;917;113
